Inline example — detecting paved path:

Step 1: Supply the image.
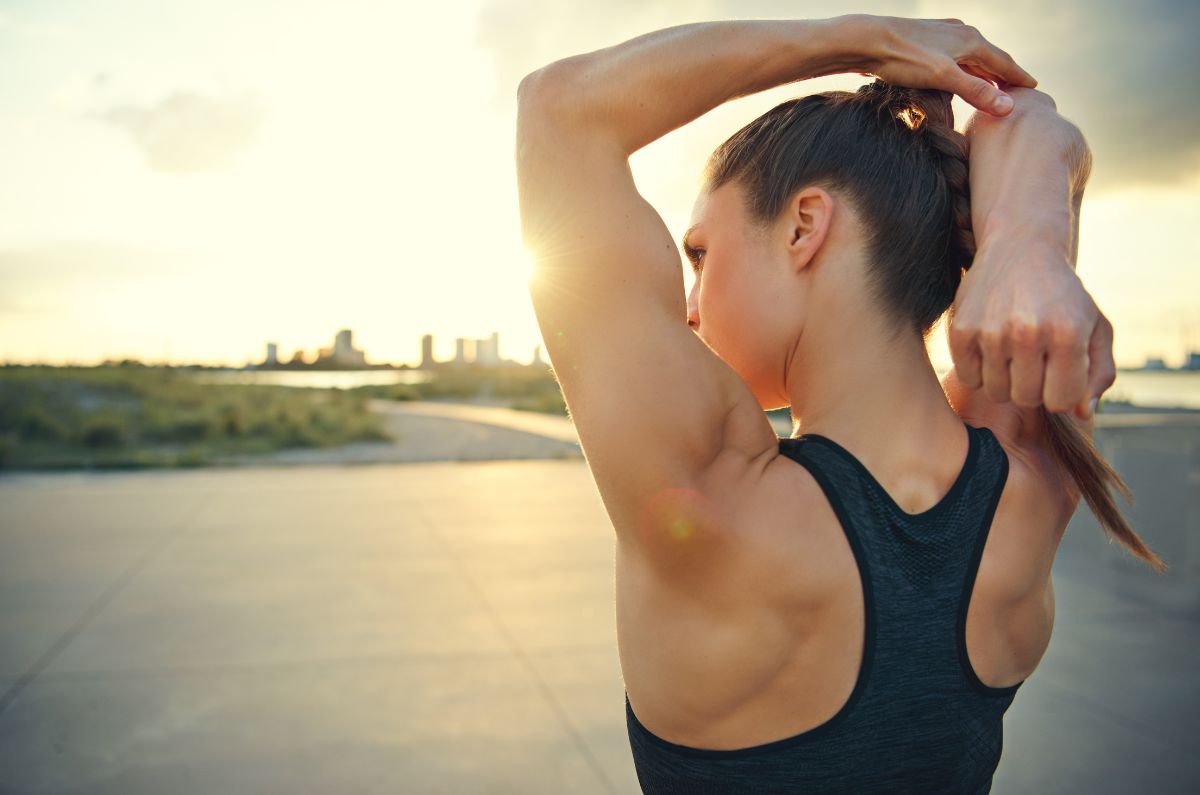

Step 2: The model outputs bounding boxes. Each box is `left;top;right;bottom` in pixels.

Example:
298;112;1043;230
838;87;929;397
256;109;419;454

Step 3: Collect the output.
0;409;1196;793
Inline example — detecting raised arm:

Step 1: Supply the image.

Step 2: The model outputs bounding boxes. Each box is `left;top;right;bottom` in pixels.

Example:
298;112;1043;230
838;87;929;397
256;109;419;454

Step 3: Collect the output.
516;17;1038;570
519;15;1035;158
946;87;1113;430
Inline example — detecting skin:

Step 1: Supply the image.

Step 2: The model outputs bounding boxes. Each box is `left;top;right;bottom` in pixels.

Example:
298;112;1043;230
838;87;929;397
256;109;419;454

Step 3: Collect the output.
516;15;1106;748
685;181;958;451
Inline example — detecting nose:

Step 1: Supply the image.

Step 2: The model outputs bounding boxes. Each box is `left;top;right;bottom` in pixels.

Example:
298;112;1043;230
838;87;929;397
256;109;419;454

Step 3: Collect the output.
686;293;700;330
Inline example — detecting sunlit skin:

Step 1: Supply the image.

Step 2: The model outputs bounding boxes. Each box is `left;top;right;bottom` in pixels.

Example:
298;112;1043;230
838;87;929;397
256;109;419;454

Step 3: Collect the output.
684;180;966;460
516;16;1114;754
635;178;964;558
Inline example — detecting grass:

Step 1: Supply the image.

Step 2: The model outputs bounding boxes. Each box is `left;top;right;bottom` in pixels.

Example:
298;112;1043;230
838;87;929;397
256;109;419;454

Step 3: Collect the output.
0;364;391;470
352;365;568;416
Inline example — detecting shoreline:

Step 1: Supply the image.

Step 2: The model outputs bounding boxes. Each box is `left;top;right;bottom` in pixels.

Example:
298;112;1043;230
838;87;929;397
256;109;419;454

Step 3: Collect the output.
2;397;1198;474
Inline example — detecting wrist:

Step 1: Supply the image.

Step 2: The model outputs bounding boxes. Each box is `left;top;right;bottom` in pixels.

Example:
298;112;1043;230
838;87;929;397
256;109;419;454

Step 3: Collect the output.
974;207;1076;270
813;14;885;77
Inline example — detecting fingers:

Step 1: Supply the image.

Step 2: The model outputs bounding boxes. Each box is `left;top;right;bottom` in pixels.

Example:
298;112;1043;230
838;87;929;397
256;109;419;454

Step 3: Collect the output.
948;314;985;389
1043;321;1089;414
1081;312;1117;416
951;20;1038;90
1009;326;1048;408
973;40;1037;88
946;64;1014;115
979;330;1012;402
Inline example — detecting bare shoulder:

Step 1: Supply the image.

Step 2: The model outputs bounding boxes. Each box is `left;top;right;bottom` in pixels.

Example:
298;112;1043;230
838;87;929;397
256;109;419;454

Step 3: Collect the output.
940;365;1086;520
940;366;1081;601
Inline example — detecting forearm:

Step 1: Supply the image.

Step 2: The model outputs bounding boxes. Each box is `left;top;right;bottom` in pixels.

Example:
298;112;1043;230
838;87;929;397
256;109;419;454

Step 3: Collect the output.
966;88;1093;270
518;16;867;155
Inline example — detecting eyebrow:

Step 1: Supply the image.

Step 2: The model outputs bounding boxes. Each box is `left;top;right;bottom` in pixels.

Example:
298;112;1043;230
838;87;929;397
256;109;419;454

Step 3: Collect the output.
680;224;700;251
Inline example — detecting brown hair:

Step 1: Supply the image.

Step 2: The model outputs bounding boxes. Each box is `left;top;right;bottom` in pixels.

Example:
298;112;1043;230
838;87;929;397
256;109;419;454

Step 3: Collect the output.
705;79;1166;573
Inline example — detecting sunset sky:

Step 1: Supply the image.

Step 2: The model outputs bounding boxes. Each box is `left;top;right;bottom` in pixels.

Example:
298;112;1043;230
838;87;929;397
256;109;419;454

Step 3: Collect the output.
1;0;1196;369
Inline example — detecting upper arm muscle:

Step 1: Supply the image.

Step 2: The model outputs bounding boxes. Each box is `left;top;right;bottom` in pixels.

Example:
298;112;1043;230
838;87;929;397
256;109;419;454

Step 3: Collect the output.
517;87;777;566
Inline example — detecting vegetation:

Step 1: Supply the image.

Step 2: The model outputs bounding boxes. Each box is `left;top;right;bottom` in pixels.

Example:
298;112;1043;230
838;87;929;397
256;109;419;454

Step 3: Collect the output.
353;365;568;416
0;364;390;470
0;362;796;471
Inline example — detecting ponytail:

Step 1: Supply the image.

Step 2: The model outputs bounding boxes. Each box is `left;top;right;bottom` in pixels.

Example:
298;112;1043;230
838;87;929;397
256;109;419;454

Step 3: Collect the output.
1040;407;1167;572
706;78;1168;573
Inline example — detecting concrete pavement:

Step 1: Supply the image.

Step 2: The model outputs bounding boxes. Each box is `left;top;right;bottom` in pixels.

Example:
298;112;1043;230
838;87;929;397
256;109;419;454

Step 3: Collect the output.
0;406;1196;793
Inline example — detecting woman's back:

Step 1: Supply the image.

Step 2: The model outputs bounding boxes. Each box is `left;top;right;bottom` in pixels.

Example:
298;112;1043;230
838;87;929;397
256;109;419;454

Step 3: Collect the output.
514;14;1141;792
617;391;1078;793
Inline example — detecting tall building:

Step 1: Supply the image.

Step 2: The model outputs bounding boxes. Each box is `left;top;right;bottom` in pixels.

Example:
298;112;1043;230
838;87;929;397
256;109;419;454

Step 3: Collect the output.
264;342;278;367
420;334;435;368
316;328;368;368
476;331;501;366
454;337;474;367
338;329;367;367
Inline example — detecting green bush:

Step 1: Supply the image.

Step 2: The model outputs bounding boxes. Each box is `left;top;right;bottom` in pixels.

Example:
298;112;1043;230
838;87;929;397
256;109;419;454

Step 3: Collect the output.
0;432;14;467
0;363;561;469
79;413;128;448
17;406;69;442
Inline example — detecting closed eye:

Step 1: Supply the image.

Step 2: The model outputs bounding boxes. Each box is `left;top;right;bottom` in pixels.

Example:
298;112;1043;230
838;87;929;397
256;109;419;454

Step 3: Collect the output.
683;244;705;272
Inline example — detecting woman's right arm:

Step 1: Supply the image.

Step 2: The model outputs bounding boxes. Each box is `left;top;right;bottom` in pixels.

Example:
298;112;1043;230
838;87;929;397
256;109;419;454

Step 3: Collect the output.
947;88;1114;427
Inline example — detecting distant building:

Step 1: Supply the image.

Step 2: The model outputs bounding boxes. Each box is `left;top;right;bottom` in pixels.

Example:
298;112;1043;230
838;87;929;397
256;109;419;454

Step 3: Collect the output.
1143;357;1168;371
476;332;501;366
334;329;365;366
421;334;435;368
454;337;474;367
531;345;546;367
315;328;367;368
1185;351;1200;371
264;342;279;367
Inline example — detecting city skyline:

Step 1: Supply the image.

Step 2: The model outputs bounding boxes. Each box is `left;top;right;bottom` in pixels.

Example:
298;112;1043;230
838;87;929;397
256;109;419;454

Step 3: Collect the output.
0;1;1196;372
250;328;544;370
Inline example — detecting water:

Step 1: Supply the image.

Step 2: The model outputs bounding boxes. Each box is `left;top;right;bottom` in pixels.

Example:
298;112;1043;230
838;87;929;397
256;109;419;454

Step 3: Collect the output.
930;368;1200;410
188;367;1200;409
189;369;434;389
1101;369;1200;410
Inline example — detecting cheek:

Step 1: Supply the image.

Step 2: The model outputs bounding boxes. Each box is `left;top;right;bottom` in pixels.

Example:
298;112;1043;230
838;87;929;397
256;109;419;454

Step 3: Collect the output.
702;263;758;323
706;254;791;391
699;270;764;355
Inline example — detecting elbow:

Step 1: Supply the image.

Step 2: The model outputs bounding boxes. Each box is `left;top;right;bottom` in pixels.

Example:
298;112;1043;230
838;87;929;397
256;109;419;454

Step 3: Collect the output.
517;58;590;126
1068;132;1094;197
966;86;1059;136
1006;85;1058;114
516;67;552;115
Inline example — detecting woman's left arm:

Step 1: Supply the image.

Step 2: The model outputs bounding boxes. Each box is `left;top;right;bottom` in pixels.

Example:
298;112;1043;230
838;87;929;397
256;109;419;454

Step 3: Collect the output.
518;14;1034;157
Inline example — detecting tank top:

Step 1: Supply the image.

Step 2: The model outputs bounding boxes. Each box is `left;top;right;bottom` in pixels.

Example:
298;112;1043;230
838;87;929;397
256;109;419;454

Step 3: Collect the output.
625;420;1025;794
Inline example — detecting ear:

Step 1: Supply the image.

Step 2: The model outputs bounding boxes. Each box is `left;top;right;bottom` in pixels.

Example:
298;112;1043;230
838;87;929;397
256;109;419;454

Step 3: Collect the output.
782;186;834;271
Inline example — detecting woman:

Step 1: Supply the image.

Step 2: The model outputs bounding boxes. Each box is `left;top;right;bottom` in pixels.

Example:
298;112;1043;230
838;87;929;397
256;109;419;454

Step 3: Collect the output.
516;14;1166;794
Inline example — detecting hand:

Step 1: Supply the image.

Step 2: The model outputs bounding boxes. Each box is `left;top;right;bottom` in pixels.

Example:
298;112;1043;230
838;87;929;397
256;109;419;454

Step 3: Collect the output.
947;243;1116;422
846;15;1038;116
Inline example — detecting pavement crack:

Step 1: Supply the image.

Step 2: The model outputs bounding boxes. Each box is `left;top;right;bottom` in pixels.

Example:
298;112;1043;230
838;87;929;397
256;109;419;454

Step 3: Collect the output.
0;491;212;718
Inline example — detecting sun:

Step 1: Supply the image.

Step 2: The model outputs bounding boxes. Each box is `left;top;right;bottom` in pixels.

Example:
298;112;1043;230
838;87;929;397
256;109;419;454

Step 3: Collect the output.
520;248;540;288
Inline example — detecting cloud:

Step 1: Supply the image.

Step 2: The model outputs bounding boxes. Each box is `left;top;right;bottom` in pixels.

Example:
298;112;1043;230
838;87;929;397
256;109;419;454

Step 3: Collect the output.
89;89;267;174
999;0;1200;190
477;0;1198;191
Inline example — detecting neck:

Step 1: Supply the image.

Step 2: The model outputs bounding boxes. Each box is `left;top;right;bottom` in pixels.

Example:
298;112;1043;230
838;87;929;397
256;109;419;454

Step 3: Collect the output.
783;320;962;452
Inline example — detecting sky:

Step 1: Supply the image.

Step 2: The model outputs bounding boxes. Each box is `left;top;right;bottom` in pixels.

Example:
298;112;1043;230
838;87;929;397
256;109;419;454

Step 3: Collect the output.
0;0;1197;368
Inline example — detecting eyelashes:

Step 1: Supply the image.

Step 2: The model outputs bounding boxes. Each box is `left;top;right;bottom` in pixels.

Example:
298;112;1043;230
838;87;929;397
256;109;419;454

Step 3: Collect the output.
683;244;705;272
